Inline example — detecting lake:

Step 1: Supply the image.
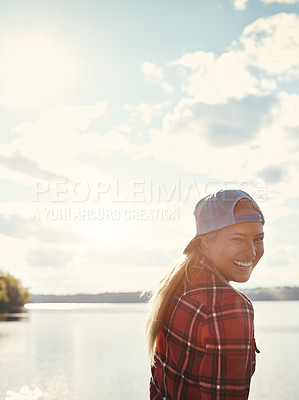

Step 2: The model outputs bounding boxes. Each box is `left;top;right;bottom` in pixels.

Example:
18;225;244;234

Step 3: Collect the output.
0;301;298;400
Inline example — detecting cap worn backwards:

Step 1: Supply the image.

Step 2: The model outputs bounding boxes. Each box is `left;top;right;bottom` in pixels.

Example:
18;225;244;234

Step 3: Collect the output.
183;189;265;254
194;189;264;235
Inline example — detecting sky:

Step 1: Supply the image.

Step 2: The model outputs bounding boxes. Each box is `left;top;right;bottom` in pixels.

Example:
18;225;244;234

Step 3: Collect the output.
0;0;298;294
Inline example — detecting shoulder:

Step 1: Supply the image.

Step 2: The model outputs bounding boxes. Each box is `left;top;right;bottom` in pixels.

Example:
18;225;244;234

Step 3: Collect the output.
182;265;254;315
166;265;254;329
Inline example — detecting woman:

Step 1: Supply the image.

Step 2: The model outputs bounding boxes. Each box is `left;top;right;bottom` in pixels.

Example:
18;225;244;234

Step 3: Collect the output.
145;189;264;400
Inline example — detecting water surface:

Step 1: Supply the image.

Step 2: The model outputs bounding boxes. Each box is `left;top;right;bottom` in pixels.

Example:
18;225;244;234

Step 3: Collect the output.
0;301;298;399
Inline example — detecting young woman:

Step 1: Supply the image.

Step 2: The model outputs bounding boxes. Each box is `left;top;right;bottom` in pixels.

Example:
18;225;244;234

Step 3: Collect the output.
145;189;264;400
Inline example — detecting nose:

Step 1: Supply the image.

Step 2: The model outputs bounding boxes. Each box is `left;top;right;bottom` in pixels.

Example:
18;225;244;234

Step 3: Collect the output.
244;241;257;260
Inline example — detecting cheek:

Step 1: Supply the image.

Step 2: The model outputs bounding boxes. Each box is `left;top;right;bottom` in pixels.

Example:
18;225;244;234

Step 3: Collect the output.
211;245;229;264
256;244;264;259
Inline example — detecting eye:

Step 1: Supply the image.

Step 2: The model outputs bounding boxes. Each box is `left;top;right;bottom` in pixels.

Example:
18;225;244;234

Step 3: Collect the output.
232;237;243;242
254;237;264;242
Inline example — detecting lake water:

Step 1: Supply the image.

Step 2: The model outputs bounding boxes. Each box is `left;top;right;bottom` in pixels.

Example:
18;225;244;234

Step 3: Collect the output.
0;301;298;400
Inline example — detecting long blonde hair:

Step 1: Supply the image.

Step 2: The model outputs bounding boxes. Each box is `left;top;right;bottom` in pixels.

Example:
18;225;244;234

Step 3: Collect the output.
143;235;211;365
144;197;260;365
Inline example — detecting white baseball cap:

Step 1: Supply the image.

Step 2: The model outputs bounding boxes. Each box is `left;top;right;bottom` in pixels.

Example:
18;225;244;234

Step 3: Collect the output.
184;189;264;254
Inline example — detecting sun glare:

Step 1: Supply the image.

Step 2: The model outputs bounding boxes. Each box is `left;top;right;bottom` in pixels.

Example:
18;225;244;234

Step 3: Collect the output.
0;31;83;108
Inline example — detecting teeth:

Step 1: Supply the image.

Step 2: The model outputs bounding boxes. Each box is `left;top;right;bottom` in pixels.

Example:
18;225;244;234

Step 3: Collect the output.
232;260;252;268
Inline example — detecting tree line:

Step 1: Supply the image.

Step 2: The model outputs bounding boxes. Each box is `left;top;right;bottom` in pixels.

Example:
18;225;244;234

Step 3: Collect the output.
31;287;299;303
0;272;31;313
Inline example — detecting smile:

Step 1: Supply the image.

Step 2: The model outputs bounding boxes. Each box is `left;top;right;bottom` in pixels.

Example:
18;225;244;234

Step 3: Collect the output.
232;260;253;268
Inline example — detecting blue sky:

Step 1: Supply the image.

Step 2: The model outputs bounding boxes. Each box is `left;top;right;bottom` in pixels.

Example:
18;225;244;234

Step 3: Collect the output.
0;0;298;294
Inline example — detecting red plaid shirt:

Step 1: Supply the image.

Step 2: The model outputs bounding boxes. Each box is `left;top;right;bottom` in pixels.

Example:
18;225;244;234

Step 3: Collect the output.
150;264;258;400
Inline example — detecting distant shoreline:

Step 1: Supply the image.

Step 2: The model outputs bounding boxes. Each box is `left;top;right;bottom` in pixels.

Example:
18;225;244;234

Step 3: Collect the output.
30;287;299;303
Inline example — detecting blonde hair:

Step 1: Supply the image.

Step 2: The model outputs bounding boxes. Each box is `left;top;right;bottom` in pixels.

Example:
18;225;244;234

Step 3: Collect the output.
143;234;212;365
144;197;260;365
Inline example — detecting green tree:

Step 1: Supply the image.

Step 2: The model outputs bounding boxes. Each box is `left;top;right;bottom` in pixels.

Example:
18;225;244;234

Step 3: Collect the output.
0;272;31;312
0;278;9;312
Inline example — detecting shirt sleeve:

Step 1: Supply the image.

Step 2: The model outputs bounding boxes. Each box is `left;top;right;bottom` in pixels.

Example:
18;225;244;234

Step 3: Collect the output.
198;297;255;400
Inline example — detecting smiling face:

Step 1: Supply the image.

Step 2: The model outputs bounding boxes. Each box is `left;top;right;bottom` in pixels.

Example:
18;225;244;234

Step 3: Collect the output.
203;205;264;283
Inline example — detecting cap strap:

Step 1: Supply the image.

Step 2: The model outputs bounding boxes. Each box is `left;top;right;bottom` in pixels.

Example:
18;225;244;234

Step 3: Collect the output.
234;213;264;224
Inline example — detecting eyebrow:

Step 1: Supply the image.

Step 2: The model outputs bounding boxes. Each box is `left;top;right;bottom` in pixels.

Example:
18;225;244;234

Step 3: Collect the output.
229;232;264;237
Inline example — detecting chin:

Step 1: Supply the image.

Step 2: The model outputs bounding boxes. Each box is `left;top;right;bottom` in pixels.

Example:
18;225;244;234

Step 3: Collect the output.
233;275;251;283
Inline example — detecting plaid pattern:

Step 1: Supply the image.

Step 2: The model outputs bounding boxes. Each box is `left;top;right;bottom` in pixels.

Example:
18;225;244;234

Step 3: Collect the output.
150;265;258;400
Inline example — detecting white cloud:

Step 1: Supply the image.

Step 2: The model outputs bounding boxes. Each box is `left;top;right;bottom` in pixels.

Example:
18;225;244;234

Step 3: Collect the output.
185;51;262;102
172;49;266;103
0;152;66;181
262;0;299;4
170;13;298;103
265;244;295;268
123;102;167;124
142;62;174;93
27;247;74;268
234;0;250;10
130;14;299;200
169;51;215;70
0;196;194;293
125;91;299;208
142;61;164;80
240;13;299;77
2;14;296;190
113;122;132;134
82;130;132;157
234;0;299;9
0;102;112;185
1;11;299;292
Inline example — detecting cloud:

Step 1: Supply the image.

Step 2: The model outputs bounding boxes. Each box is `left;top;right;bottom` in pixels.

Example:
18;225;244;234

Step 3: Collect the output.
234;0;299;11
27;247;73;268
86;244;171;266
262;0;299;4
239;13;299;77
265;244;295;266
0;151;66;181
142;62;164;80
3;14;297;189
171;50;261;103
142;62;174;93
234;0;299;9
0;102;110;185
37;227;87;244
123;102;167;124
12;101;107;133
0;214;32;239
286;127;299;149
162;95;276;147
0;213;88;244
121;91;299;212
123;14;299;199
257;164;289;184
234;0;250;10
113;122;132;134
1;12;299;293
170;13;298;103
